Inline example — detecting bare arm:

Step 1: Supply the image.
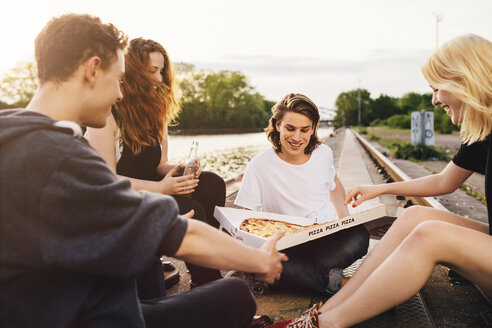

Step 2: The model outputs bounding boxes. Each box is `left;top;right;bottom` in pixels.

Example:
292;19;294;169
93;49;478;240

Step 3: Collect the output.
330;175;350;218
345;161;473;207
86;118;197;195
175;219;288;283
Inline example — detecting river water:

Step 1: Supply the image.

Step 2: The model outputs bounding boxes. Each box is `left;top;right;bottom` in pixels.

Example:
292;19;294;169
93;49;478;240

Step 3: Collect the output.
168;127;333;180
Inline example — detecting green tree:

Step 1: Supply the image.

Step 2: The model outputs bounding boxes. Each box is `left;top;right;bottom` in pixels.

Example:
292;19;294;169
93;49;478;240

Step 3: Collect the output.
174;65;269;130
333;89;371;128
368;94;399;123
398;92;426;114
420;93;434;110
0;61;38;108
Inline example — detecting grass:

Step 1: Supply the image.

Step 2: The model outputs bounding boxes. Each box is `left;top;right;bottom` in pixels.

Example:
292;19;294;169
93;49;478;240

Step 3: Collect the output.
364;126;449;161
367;127;486;205
460;185;487;206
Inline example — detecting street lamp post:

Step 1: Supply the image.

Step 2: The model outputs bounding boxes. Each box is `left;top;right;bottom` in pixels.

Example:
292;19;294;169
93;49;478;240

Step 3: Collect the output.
432;12;443;49
357;79;361;126
432;12;443;111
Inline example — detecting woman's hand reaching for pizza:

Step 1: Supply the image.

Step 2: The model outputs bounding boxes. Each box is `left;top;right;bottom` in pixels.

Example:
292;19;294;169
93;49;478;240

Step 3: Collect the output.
345;184;383;208
257;230;289;284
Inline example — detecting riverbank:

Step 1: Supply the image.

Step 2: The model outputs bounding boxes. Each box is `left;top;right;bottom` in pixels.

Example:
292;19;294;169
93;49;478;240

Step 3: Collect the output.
169;127;265;135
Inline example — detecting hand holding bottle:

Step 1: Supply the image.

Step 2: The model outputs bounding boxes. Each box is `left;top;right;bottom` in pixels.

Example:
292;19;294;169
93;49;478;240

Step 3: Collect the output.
158;164;198;195
181;141;201;197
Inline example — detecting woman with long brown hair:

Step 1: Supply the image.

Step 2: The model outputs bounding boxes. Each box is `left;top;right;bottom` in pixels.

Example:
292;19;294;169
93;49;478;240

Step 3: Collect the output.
86;38;224;299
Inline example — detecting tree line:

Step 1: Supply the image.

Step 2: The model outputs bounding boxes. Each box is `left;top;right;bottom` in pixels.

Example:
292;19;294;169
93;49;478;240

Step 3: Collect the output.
0;61;274;131
332;89;457;133
0;61;456;133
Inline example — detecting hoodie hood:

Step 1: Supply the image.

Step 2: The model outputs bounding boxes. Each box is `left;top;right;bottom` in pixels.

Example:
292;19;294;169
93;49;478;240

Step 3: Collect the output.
0;110;83;146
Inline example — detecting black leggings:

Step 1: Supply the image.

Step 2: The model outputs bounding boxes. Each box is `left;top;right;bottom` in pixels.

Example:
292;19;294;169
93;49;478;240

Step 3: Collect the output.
171;171;225;286
140;277;256;328
172;171;226;228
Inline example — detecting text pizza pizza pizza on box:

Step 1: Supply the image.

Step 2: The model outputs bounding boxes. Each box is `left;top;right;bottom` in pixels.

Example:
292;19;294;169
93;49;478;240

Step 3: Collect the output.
213;204;387;251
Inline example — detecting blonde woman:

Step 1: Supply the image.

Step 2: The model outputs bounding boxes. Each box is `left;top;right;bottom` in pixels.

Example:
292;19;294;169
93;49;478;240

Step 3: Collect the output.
268;34;492;328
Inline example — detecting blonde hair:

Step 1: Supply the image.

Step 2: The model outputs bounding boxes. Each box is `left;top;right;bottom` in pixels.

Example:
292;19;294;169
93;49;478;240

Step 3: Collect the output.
421;34;492;144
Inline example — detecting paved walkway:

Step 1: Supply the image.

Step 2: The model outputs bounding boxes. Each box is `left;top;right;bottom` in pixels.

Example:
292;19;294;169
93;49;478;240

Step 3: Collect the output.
338;129;381;213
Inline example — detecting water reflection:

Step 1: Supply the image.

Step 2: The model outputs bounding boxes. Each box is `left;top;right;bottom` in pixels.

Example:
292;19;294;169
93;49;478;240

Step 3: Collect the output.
168;127;333;180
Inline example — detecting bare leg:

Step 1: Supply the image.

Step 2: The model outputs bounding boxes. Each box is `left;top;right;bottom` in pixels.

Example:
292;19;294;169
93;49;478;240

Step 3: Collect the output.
321;206;488;312
319;220;492;328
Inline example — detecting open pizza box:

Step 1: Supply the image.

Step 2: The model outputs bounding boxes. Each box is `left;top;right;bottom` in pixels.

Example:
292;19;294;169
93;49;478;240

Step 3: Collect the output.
213;203;387;250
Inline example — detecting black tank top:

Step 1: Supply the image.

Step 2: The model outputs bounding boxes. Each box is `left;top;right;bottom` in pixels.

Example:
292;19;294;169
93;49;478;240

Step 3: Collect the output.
112;107;162;181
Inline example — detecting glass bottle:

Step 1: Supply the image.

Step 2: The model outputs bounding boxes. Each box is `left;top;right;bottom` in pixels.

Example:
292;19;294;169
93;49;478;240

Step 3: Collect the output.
183;140;199;178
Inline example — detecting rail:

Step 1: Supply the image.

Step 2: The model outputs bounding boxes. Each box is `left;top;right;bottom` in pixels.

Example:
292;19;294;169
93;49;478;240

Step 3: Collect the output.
351;129;448;211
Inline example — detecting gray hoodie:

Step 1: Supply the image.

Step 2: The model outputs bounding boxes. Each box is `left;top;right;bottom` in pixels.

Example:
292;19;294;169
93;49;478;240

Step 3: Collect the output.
0;110;187;327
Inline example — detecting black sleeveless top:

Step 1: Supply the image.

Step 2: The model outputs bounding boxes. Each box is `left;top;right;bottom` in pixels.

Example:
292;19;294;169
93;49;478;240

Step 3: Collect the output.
452;133;492;235
112;108;162;181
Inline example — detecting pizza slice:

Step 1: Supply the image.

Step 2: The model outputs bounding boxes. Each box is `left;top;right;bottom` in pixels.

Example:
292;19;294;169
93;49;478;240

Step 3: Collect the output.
239;218;317;238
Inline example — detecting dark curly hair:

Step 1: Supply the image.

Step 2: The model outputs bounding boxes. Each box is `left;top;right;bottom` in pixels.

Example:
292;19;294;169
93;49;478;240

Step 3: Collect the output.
265;93;321;154
35;13;128;84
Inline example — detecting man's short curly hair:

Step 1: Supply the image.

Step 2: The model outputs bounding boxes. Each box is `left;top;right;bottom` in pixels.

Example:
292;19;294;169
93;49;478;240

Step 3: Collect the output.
265;93;321;154
35;13;128;84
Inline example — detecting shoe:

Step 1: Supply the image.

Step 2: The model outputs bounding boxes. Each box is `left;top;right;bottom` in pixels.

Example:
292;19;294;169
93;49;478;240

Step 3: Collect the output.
162;261;180;289
266;302;322;328
250;315;273;327
225;270;269;295
162;260;176;272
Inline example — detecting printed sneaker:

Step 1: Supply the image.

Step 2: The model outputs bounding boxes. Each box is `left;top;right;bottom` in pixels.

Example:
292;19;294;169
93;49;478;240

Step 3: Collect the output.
266;302;322;328
225;270;269;295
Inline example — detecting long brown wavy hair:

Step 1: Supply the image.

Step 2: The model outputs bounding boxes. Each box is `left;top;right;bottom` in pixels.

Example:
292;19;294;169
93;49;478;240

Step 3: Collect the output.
115;38;181;155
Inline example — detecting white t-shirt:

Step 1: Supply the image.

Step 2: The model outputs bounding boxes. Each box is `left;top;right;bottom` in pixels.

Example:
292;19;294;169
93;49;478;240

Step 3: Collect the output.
235;144;338;224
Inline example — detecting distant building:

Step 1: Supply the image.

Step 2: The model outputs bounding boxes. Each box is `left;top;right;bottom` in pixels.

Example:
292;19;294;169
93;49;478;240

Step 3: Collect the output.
319;107;336;122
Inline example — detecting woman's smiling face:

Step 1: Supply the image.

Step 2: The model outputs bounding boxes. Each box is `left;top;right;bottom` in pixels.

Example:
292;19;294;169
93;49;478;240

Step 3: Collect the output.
431;88;463;124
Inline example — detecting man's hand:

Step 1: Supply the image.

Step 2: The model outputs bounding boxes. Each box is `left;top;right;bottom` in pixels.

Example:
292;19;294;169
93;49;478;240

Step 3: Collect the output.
257;230;288;284
181;210;194;219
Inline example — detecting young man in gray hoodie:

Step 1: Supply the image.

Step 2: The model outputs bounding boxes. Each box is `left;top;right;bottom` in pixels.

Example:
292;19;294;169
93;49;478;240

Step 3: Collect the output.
0;14;286;328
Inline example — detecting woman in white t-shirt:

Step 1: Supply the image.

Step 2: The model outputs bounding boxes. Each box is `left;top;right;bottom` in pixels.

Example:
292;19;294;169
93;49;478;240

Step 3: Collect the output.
235;93;369;295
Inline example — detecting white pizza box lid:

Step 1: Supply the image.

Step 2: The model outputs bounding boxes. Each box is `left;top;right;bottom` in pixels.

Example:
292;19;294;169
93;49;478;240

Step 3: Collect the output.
213;204;386;250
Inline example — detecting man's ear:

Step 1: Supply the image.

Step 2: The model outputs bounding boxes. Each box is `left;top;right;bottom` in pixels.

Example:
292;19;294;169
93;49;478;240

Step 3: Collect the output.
275;119;281;132
83;56;102;87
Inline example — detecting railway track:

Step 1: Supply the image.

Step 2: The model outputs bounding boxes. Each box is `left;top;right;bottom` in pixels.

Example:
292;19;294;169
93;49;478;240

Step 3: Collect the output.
352;129;448;211
349;129;492;328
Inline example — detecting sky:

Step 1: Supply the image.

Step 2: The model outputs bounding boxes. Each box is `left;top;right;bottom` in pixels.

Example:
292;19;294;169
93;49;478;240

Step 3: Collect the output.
1;0;491;108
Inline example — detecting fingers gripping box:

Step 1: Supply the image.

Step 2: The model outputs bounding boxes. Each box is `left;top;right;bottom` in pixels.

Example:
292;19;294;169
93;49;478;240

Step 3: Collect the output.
213;204;386;250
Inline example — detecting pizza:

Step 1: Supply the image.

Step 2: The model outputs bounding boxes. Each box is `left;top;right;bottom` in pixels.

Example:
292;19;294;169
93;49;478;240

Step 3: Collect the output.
239;218;317;238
